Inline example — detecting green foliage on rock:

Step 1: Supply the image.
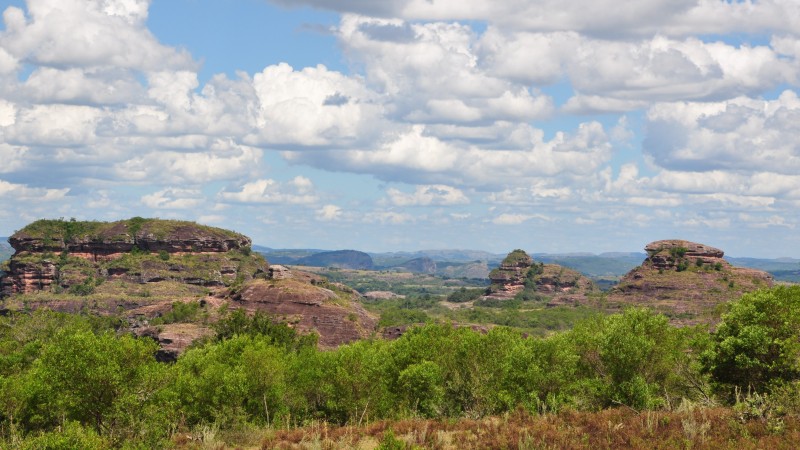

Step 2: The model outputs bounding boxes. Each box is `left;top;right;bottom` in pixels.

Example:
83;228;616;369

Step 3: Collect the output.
14;217;247;245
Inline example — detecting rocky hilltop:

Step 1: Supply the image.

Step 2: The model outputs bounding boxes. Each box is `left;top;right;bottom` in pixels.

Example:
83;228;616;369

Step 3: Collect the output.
485;249;596;303
607;239;773;323
1;218;255;296
0;218;377;356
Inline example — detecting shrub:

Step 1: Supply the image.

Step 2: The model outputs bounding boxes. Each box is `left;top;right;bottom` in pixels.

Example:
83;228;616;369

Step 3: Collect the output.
702;286;800;399
447;287;485;303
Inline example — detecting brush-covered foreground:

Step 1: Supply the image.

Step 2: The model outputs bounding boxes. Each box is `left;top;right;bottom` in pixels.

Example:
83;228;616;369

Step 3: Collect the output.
2;286;800;449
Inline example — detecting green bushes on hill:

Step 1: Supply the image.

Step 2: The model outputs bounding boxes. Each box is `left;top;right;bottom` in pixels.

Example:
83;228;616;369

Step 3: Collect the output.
2;286;800;447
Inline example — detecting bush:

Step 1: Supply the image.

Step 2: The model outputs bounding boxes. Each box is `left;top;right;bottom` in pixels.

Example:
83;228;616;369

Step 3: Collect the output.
702;286;800;399
447;287;486;303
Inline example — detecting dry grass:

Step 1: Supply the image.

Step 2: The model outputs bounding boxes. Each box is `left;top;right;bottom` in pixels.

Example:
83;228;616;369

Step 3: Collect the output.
173;407;800;449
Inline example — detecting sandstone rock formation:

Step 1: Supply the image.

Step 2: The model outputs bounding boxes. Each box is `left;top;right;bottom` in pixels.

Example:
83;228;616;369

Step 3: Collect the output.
0;218;377;355
485;249;596;303
233;277;377;348
486;249;533;299
608;239;773;324
1;218;257;296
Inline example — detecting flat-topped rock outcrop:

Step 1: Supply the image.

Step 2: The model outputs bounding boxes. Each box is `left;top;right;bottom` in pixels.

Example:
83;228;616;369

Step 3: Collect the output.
0;218;378;354
608;239;774;324
9;217;249;261
1;218;260;296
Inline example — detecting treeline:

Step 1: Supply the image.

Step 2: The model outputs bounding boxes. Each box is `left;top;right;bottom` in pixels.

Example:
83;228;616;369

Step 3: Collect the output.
2;287;800;448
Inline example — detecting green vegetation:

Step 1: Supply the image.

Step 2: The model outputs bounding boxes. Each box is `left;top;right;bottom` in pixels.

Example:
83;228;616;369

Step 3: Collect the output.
702;285;800;398
151;300;205;325
501;249;531;265
303;266;487;296
446;287;486;303
14;217;246;244
2;286;800;447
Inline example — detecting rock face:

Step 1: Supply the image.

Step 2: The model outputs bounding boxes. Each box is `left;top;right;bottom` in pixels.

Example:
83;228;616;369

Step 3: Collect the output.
1;218;259;297
485;249;596;303
233;276;377;348
608;239;774;324
487;250;533;298
1;218;378;353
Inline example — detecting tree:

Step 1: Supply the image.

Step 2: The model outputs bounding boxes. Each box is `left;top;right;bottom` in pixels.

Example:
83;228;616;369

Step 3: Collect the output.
25;328;170;445
702;286;800;397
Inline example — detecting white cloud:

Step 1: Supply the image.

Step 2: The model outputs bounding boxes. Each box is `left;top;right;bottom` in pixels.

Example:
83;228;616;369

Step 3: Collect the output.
316;204;343;221
645;91;800;174
0;178;68;200
141;188;205;210
285;121;611;188
245;62;384;147
1;0;195;71
115;144;262;184
219;177;319;205
387;184;469;206
364;210;415;224
491;213;550;225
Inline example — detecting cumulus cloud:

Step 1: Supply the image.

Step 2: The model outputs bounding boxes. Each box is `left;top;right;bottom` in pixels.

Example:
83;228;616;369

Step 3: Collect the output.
645;91;800;174
218;176;319;205
491;213;550;225
386;184;469;206
316;204;343;221
245;62;385;147
285;121;611;188
0;178;68;200
141;188;205;210
272;0;800;38
0;0;194;71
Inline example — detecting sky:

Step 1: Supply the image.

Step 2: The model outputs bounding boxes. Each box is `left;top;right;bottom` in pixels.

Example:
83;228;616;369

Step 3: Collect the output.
1;0;800;257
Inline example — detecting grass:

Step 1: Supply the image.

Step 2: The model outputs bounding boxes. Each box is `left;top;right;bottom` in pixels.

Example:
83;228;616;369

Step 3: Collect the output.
173;406;800;449
13;217;246;243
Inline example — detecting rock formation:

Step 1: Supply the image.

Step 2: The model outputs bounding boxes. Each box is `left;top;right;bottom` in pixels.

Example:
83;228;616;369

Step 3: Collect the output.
607;239;774;324
1;218;256;296
0;218;378;355
232;275;377;348
484;249;596;303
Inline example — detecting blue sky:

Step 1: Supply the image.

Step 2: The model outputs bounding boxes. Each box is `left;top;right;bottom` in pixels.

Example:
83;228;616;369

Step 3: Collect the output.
1;0;800;257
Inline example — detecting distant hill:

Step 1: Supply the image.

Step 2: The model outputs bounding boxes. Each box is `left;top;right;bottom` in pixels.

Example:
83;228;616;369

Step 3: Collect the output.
533;253;645;278
371;249;504;266
0;238;9;276
393;257;437;274
296;250;375;270
254;246;324;265
0;238;10;260
726;257;800;282
255;245;800;282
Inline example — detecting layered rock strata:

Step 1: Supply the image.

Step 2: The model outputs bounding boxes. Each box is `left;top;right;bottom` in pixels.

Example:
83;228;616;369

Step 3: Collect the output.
608;239;773;324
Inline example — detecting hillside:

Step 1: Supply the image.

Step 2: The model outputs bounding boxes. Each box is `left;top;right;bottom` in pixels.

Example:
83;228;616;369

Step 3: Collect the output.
607;240;774;323
0;218;377;356
485;249;598;304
